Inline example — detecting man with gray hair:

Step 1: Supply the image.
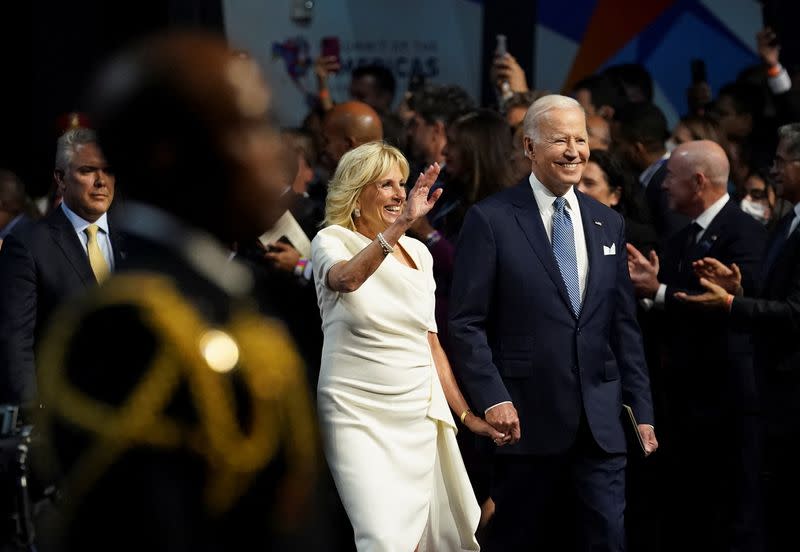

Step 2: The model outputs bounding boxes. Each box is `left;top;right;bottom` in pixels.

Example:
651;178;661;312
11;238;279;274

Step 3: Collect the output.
0;127;119;404
449;94;656;550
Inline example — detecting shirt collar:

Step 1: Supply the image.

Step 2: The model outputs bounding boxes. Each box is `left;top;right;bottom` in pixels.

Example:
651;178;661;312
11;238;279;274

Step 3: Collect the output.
639;151;670;185
0;214;24;238
61;202;110;235
693;193;730;230
793;202;800;219
528;172;579;215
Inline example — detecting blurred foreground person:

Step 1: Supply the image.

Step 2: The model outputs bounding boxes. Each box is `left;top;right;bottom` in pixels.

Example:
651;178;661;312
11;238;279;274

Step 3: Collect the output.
35;32;317;552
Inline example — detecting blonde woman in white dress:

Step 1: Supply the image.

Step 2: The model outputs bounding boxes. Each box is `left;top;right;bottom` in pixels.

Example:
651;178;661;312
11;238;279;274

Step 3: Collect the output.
311;142;509;551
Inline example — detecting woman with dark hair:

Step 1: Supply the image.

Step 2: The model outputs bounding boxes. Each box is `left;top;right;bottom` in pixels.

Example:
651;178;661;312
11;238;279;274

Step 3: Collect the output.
408;109;515;529
409;109;515;344
578;149;659;254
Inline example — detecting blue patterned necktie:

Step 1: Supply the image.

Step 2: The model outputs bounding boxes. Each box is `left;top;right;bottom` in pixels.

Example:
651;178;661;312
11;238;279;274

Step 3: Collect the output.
552;196;581;316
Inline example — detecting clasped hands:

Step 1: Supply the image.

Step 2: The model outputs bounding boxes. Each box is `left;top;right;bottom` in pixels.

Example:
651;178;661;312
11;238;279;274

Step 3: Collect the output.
461;403;520;447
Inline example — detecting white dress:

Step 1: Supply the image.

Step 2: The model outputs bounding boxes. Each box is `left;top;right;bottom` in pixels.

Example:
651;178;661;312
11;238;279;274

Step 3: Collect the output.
312;225;480;552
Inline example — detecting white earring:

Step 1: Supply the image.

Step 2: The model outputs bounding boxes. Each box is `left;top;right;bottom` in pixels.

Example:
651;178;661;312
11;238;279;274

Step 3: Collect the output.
354;208;361;218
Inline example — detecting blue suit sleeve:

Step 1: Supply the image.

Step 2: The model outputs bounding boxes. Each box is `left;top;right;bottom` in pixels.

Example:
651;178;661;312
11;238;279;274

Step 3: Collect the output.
611;219;655;425
447;204;511;413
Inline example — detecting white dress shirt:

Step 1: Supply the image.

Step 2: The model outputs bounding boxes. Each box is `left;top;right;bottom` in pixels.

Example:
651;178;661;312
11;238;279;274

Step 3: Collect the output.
61;202;115;271
529;172;589;302
486;174;590;414
653;193;729;305
788;202;800;237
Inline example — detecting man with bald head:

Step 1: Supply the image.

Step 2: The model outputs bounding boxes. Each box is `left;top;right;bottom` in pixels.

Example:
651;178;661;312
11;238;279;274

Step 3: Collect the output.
627;140;766;550
321;100;383;169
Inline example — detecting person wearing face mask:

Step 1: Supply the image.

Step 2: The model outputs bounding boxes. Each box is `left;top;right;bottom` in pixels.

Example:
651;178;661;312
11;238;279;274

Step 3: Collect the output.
740;173;772;224
311;142;504;551
740;170;793;229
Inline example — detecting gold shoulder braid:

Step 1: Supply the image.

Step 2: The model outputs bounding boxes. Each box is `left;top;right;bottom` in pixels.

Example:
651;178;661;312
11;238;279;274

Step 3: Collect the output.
36;273;317;525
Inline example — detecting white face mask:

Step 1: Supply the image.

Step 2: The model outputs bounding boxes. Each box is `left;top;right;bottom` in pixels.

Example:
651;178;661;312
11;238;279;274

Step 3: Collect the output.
740;198;769;224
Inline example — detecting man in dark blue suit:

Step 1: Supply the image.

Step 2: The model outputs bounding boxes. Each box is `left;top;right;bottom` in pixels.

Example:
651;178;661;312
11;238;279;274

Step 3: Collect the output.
449;94;657;551
0;128;119;405
627;140;767;551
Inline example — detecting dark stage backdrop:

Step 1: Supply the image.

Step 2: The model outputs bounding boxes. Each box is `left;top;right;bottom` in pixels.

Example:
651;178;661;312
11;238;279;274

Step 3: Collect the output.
2;0;225;198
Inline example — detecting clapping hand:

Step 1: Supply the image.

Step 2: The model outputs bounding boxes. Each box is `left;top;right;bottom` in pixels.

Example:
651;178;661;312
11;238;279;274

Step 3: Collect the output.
626;244;660;298
674;277;731;310
692;257;742;295
400;163;442;225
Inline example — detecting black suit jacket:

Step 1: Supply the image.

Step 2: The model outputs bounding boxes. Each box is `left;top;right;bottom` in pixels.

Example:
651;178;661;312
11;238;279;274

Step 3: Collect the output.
0;206;123;403
730;211;800;428
657;201;767;415
644;162;690;243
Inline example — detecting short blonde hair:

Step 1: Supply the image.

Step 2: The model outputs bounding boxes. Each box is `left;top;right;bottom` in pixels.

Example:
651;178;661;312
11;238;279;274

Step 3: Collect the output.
323;141;410;230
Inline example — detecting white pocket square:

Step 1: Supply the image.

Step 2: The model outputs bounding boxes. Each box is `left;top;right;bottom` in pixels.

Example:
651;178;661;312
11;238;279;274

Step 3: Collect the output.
603;243;616;256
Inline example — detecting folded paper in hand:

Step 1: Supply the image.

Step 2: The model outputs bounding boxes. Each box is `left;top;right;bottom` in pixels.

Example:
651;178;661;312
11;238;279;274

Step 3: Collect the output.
258;210;312;258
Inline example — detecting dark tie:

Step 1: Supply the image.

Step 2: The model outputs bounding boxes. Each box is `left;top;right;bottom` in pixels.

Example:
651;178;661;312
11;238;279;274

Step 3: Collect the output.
762;213;796;279
552;197;581;316
683;222;703;256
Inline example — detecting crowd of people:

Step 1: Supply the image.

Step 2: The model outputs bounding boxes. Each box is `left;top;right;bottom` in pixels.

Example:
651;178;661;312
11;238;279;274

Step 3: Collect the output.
0;22;799;552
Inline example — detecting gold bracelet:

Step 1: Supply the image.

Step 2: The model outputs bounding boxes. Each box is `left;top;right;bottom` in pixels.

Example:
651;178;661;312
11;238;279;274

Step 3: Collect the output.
459;408;471;424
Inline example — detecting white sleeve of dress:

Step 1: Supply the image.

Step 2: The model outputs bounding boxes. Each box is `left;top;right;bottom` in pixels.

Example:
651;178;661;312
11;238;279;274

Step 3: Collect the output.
420;240;438;333
311;227;352;291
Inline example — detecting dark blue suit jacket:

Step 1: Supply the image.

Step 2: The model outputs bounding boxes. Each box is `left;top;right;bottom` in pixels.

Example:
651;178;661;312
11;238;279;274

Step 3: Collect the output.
0;206;124;403
448;179;654;455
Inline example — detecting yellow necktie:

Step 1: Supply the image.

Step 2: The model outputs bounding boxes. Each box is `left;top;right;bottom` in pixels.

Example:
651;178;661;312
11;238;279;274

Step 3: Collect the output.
85;224;110;283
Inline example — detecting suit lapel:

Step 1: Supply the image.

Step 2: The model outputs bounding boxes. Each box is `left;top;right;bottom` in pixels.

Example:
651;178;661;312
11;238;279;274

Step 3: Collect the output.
763;212;796;282
688;201;731;261
106;208;126;267
48;207;96;285
510;181;576;318
576;192;601;322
